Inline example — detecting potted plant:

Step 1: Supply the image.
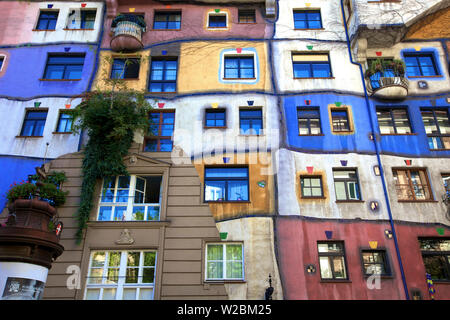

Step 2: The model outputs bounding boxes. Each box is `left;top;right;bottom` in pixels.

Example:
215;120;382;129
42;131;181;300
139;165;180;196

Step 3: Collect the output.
365;58;405;78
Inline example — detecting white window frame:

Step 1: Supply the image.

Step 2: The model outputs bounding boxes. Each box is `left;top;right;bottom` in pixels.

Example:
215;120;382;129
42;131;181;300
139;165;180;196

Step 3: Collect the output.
97;175;162;221
205;243;245;281
84;250;157;300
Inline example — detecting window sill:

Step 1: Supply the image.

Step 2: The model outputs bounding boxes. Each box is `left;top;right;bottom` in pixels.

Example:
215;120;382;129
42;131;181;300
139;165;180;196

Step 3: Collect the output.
320;279;351;283
205;280;246;284
205;201;251;204
408;75;443;79
431;280;450;284
238;22;257;25
223;78;257;80
397;200;438;203
430;148;450;151
111;78;140;81
87;220;170;229
151;29;181;31
363;274;394;279
294;28;325;31
32;29;56;32
204;126;228;129
368;0;401;3
52;131;73;134
380;133;417;136
238;134;264;137
39;78;81;81
294;77;335;80
16;135;43;138
302;196;326;200
63;28;95;31
147;91;176;94
299;134;325;136
332;131;354;134
335;200;364;203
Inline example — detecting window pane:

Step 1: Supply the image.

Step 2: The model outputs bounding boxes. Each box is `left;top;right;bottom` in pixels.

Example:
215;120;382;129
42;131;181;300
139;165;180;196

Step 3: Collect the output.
392;109;411;134
293;63;311;78
226;262;243;279
127;252;140;267
122;288;136;300
142;268;155;283
85;289;100;300
144;252;156;266
88;268;103;284
98;206;112;221
132;206;145;220
318;242;343;253
312;64;330;77
436;110;450;134
139;288;153;300
205;168;248;178
92;252;106;267
335;181;347;200
226;244;242;260
205;181;225;201
319;257;333;279
208;244;223;260
422;255;448;280
207;262;223;279
113;206;127;221
377;109;395;134
102;288;116;300
332;256;347;279
228;181;248;201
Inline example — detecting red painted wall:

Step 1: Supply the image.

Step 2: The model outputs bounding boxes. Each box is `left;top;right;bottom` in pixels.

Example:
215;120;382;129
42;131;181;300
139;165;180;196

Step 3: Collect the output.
103;1;271;48
275;217;450;300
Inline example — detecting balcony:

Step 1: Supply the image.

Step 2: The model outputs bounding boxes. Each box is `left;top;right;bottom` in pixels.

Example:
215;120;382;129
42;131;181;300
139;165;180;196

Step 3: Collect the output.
110;14;146;52
365;59;408;100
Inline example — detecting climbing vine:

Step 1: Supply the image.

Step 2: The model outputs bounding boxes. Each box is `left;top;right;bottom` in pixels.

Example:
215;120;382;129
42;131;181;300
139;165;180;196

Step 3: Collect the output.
68;86;152;243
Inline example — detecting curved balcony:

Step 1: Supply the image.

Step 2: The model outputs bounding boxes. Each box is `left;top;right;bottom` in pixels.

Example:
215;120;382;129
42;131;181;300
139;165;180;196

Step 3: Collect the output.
367;72;409;100
110;15;146;52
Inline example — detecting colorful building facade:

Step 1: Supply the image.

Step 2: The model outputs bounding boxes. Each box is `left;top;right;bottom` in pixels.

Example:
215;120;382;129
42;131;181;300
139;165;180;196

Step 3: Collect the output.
0;0;449;300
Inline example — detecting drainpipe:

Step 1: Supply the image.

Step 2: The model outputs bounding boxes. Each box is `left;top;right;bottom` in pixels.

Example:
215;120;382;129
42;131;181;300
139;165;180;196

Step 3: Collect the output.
339;0;410;300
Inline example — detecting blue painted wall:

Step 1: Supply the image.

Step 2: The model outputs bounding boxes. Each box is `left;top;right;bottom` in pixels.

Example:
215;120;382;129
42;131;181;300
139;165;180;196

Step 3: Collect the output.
283;94;450;157
0;45;96;99
0;155;48;210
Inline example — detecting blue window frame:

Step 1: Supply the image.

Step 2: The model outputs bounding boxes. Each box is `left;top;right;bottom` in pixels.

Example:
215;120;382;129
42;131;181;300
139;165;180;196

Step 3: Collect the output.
224;56;255;79
111;58;140;79
298;107;321;135
36;11;58;30
43;54;85;80
148;58;177;92
404;53;439;77
205;109;226;128
293;10;322;29
56;112;73;133
240;109;262;135
293;53;332;78
144;111;175;152
153;11;181;29
204;167;249;202
208;14;227;28
21;110;47;136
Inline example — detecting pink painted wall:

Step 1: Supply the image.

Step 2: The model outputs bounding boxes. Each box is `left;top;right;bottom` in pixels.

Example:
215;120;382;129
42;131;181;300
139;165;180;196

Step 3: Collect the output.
102;1;271;48
0;1;37;45
276;217;450;300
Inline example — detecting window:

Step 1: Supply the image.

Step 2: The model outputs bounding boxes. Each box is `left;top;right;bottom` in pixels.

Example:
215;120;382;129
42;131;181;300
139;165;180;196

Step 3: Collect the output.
85;251;157;300
404;53;439;77
298;107;321;135
238;9;256;23
442;174;450;198
331;109;350;132
361;250;391;276
224;56;255;79
300;176;324;198
421;109;450;150
36;11;58;30
111;58;140;79
144;111;175;152
0;56;4;71
376;108;412;134
20;110;47;136
293;10;322;29
206;243;244;280
98;175;162;221
67;9;96;29
393;168;433;201
148;58;177;93
43;54;85;80
56;112;73;133
292;53;332;78
333;169;361;201
205;109;226;128
208;14;227;28
153;11;181;30
318;242;348;280
204;167;249;202
419;238;450;281
239;109;262;135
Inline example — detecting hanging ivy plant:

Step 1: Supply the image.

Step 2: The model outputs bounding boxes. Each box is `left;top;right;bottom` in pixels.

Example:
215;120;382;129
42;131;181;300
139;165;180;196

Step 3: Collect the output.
67;88;152;243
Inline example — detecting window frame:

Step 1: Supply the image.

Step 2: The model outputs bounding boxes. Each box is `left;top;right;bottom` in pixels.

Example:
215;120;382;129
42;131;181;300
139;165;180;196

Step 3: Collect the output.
420;108;450;150
152;10;182;30
223;55;255;80
403;52;440;78
392;168;434;202
317;241;349;281
207;13;228;29
238;9;256;24
293;9;323;30
110;57;141;79
332;168;362;202
331;108;351;132
203;166;249;203
148;57;178;93
300;175;324;199
84;250;157;300
55;111;73;133
419;238;450;282
204;108;227;129
20;109;48;137
205;243;245;281
360;249;392;277
42;53;85;81
144;110;175;152
35;10;59;31
376;107;413;135
239;108;263;135
292;53;332;79
297;107;322;136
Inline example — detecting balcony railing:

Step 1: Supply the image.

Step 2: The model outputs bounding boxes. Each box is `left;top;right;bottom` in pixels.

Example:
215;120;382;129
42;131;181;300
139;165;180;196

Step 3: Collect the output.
367;71;409;100
110;15;146;52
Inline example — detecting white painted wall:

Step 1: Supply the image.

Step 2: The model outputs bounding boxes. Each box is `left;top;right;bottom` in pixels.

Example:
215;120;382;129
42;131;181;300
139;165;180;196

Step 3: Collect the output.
0;98;81;159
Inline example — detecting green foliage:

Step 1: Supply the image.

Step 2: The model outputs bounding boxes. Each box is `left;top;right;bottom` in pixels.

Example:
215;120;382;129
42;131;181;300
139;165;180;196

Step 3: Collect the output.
67;89;152;243
365;58;406;78
6;183;37;202
39;183;68;207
